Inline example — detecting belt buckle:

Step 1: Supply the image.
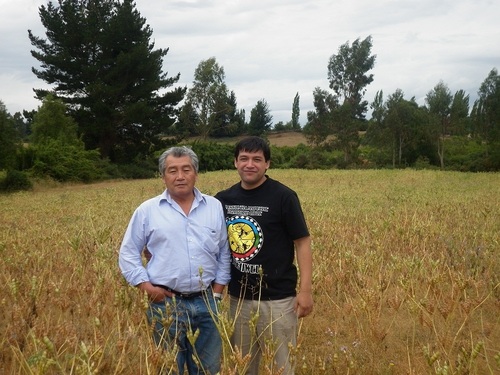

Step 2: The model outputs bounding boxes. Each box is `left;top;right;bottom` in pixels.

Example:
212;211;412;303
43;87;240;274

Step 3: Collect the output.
179;290;203;299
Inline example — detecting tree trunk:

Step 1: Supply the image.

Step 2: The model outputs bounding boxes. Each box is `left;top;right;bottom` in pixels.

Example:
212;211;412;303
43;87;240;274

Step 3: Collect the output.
438;136;445;169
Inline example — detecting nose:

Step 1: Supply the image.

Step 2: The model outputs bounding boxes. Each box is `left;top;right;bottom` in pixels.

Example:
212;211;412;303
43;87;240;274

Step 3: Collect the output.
175;170;186;179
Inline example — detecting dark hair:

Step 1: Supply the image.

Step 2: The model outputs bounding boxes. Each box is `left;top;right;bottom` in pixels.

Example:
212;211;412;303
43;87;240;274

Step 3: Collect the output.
234;136;271;161
158;146;199;176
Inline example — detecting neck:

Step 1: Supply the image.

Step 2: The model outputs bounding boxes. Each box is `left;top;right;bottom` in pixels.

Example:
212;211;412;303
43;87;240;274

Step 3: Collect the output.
170;191;195;215
241;175;267;190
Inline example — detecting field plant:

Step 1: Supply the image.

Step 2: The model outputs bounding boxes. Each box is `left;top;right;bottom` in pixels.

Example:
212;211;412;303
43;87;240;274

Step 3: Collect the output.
1;169;499;374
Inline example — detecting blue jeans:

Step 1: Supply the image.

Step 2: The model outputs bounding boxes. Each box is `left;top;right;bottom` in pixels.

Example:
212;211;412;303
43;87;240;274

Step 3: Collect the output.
147;293;221;375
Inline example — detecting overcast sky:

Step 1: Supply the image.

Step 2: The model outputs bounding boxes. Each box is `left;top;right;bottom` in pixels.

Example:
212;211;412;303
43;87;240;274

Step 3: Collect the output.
1;0;499;124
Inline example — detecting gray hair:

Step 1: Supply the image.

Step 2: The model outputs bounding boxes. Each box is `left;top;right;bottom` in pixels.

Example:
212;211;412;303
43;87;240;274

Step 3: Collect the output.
158;146;199;176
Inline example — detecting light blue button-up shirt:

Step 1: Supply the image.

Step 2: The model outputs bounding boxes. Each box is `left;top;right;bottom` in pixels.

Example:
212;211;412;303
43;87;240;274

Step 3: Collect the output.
119;187;231;292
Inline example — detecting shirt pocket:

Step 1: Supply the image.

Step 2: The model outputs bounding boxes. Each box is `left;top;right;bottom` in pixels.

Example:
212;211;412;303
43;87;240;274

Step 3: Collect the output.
200;225;220;255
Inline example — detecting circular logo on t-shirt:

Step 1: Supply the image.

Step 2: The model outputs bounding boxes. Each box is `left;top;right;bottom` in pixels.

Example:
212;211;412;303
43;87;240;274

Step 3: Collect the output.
226;216;263;261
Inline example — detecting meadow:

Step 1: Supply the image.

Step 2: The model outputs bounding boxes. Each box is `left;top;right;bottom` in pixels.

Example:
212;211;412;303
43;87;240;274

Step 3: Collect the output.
1;169;499;374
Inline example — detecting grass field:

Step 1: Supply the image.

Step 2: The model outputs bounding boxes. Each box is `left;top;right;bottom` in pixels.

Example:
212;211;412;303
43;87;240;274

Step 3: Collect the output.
1;169;499;374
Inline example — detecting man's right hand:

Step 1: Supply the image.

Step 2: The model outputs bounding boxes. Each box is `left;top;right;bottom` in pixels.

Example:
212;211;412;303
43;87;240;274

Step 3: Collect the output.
137;282;173;302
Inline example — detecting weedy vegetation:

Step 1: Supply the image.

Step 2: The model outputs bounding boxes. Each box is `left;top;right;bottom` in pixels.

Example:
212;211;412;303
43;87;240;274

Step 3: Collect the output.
1;169;499;374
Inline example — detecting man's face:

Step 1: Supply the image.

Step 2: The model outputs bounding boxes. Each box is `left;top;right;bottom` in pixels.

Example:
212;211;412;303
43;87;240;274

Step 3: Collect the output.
162;155;197;200
234;150;270;189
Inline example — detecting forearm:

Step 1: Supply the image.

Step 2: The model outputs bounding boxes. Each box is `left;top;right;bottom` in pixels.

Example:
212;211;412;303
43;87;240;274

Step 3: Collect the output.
295;236;313;292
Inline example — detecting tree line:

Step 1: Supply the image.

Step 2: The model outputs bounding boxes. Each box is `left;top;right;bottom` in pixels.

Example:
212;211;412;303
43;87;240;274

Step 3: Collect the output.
1;0;499;191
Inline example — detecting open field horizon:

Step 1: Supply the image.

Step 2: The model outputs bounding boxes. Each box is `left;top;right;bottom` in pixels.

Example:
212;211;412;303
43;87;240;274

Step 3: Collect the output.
1;169;499;374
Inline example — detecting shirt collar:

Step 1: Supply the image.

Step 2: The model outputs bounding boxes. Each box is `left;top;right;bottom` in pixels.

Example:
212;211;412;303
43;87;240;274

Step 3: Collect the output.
160;187;206;205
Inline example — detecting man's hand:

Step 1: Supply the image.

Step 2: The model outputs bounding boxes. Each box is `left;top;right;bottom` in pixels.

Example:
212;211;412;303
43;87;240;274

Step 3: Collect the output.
295;291;313;318
137;282;173;302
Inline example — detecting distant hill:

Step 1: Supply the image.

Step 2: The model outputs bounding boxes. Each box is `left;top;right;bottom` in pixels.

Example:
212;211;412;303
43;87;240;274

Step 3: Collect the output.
266;132;307;147
188;132;308;147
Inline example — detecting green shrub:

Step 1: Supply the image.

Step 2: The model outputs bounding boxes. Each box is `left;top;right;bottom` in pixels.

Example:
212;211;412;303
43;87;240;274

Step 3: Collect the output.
0;169;33;192
444;136;488;171
29;140;108;182
190;141;234;171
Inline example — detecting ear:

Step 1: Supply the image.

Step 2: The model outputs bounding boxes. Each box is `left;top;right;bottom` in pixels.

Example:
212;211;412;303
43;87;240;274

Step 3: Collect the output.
234;158;238;168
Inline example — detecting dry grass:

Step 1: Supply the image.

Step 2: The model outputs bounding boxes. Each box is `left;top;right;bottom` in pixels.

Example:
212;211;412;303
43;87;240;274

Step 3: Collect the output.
188;131;307;148
266;132;308;147
1;169;499;374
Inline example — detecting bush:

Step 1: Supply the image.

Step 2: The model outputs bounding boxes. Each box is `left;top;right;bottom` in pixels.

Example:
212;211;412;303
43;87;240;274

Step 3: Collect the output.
114;158;157;179
0;169;33;192
444;136;488;171
189;141;234;171
29;140;108;182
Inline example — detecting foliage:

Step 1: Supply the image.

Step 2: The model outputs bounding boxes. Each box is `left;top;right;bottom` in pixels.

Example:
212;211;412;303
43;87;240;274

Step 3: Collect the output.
359;144;392;167
30;94;79;146
327;35;376;120
0;169;33;192
248;99;273;136
180;57;242;139
476;68;500;142
425;81;455;169
12;111;32;141
222;91;246;137
29;0;185;163
112;156;158;179
305;36;375;164
30;139;108;182
330;102;361;165
303;88;337;146
291;92;301;129
443;136;488;171
366;89;432;167
473;68;500;169
0;101;21;170
1;170;499;374
450;89;471;136
189;141;234;171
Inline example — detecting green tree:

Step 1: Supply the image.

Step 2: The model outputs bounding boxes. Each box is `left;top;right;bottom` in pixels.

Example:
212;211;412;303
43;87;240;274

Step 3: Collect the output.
425;81;452;168
225;91;246;136
29;95;108;182
210;90;244;137
328;36;376;119
449;90;470;136
183;57;235;138
249;99;273;136
365;90;390;153
29;0;185;163
370;90;385;125
477;68;500;141
327;36;376;164
291;92;301;129
304;88;337;147
474;68;500;168
0;101;21;170
31;94;79;146
385;90;428;167
12;112;30;141
176;100;198;139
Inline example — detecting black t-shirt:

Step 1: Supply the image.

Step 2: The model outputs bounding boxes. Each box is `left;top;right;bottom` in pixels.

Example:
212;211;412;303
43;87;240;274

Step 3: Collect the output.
215;176;310;300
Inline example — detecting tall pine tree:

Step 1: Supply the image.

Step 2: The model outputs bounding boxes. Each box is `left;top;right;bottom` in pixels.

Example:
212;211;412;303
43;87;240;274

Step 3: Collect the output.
29;0;185;163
